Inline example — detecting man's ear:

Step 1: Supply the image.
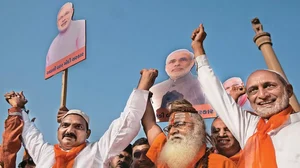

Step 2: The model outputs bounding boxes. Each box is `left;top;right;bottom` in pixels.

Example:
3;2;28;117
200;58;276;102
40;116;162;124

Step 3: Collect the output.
86;129;91;139
286;84;294;98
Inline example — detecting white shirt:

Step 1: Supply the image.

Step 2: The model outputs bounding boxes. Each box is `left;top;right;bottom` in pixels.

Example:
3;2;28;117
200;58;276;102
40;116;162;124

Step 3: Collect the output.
196;55;300;167
21;89;149;168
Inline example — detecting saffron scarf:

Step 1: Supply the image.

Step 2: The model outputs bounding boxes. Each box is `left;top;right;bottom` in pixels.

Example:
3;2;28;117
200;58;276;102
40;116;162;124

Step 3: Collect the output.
238;106;293;168
52;143;86;168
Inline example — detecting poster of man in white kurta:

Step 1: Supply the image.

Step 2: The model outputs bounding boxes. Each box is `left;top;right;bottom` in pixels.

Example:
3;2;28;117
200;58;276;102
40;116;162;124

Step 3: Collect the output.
45;2;86;79
150;49;217;122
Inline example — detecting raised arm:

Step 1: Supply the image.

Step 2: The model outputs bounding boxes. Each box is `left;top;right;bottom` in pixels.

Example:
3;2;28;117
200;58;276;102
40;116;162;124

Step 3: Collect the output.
142;99;163;145
0;91;25;168
191;24;259;147
98;69;158;162
13;92;54;165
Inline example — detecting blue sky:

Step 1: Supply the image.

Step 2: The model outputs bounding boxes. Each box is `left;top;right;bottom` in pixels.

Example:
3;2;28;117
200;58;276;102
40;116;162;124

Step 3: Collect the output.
1;0;300;164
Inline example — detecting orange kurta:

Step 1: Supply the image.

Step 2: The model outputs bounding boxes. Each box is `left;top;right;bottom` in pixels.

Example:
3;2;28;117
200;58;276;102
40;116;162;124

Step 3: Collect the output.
229;151;241;165
0;107;24;168
147;133;236;168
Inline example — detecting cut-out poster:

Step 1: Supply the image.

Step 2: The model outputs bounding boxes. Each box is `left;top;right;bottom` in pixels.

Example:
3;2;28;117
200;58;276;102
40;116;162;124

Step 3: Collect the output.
45;2;86;79
150;49;217;122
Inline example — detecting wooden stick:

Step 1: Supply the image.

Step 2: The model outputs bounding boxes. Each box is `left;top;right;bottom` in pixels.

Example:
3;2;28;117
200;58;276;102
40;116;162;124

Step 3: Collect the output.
60;69;68;107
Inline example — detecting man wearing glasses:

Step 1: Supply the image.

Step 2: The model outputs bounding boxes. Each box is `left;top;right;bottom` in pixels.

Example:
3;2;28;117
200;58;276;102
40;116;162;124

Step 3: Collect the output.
141;99;236;168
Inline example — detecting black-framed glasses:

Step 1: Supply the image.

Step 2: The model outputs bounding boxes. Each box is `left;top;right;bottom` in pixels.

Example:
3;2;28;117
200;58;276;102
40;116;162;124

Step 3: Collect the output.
163;121;194;133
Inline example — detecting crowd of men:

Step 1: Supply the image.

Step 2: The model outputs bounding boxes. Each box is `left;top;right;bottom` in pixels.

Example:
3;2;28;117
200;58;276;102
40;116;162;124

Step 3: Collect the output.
0;24;299;168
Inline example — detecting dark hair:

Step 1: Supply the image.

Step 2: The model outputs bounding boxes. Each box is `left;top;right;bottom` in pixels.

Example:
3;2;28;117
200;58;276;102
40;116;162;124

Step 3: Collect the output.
18;157;35;168
132;137;149;149
123;144;133;156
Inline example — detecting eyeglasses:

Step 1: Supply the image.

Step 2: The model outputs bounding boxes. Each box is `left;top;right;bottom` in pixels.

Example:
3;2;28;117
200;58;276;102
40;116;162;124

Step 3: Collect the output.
133;149;148;159
163;121;194;133
116;154;132;163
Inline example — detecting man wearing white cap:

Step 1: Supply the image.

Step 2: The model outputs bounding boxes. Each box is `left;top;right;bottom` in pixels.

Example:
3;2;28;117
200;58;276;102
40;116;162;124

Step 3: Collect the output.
150;49;206;121
7;68;158;168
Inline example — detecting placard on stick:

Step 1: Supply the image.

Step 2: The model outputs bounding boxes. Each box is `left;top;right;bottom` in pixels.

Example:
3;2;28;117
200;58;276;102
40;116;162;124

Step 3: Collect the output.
45;2;86;107
45;2;86;80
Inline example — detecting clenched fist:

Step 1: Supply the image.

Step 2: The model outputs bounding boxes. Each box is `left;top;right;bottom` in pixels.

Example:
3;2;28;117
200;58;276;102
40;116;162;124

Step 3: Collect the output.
57;106;69;123
191;24;207;56
4;91;28;108
137;69;158;91
229;86;246;102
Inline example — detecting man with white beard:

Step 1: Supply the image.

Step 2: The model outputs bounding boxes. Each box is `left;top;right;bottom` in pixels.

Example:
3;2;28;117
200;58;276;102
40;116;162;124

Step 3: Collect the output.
191;23;300;168
142;99;236;168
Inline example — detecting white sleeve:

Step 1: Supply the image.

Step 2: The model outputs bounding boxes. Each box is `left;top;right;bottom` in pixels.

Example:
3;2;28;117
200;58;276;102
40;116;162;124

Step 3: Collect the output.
98;89;149;163
21;111;54;164
195;55;259;147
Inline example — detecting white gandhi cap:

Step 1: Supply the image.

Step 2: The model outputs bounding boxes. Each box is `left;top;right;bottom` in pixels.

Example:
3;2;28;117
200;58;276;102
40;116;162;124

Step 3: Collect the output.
61;109;90;125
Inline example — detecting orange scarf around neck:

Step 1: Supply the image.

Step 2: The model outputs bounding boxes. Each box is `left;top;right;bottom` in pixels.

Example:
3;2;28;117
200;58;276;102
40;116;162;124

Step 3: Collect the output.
52;143;86;168
238;105;293;168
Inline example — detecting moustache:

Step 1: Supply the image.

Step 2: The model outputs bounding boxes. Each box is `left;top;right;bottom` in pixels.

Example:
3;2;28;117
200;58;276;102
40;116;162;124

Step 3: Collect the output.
63;132;77;140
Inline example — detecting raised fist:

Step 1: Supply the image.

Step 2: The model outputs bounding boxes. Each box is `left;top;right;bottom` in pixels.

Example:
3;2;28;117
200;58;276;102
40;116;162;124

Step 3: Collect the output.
191;23;207;51
137;69;158;91
229;85;246;102
57;106;69;123
4;91;28;108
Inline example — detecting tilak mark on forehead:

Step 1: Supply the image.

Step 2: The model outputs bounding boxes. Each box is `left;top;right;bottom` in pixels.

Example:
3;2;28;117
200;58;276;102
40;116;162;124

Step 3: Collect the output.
169;112;193;125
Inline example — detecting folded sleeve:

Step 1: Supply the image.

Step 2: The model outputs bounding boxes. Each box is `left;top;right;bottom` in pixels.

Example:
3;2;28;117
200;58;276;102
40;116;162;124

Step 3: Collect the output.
146;132;166;163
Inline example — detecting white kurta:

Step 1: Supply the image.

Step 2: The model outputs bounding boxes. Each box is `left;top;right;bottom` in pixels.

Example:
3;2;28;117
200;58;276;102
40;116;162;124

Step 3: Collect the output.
21;89;149;168
196;55;300;167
